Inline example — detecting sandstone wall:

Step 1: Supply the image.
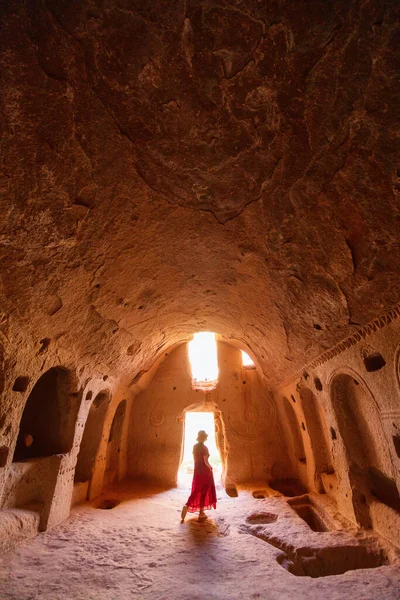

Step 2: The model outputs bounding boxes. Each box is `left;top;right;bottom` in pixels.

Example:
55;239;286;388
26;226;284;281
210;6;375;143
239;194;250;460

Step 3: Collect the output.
274;309;400;545
0;335;132;543
128;341;288;487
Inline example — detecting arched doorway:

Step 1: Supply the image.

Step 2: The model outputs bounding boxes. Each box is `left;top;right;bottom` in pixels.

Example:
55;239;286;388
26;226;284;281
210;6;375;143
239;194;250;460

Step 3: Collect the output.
13;367;79;462
104;400;127;487
178;403;226;488
299;387;333;491
74;390;111;497
330;373;400;527
178;411;223;487
282;397;306;467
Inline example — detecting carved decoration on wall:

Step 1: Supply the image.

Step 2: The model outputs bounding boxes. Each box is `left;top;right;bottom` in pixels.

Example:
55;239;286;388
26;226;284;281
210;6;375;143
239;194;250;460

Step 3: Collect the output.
226;395;276;440
360;345;375;359
242;405;259;424
380;410;400;422
149;408;165;427
295;305;400;381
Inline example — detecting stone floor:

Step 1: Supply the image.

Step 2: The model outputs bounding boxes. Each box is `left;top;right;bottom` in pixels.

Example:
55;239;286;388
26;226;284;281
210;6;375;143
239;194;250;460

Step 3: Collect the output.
0;481;399;600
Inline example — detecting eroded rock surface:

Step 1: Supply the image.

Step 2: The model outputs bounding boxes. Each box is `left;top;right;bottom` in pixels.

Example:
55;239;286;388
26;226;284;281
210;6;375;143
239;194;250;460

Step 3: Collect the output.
1;0;399;386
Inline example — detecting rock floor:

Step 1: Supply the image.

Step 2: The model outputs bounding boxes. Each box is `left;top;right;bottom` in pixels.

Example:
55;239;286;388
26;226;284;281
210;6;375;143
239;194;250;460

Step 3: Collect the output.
0;481;399;600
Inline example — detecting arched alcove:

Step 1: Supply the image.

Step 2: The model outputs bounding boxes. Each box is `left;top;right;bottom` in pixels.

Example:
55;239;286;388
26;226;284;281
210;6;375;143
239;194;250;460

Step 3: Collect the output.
13;367;79;462
282;397;306;465
104;400;127;486
299;387;333;489
330;373;400;526
74;390;111;486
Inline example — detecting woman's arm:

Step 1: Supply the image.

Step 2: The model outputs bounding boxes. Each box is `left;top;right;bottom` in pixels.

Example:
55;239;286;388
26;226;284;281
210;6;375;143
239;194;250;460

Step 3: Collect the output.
203;455;213;470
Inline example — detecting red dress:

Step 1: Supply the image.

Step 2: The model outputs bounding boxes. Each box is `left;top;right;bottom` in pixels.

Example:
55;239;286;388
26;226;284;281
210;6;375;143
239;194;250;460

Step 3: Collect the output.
186;442;217;513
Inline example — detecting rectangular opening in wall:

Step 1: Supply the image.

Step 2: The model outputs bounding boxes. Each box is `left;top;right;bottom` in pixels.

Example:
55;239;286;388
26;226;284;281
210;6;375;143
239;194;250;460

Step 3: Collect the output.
178;412;222;487
188;332;219;389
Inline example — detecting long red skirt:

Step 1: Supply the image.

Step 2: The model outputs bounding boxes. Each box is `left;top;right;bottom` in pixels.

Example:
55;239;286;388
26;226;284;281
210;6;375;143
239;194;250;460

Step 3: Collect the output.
186;465;217;513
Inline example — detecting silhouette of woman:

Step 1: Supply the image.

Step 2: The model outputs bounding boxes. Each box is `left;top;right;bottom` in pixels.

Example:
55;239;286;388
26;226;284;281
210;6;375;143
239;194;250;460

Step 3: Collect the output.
181;430;217;522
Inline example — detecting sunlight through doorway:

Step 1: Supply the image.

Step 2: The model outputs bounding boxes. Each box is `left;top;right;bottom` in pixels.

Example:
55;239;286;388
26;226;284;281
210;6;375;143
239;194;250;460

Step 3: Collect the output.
178;412;222;487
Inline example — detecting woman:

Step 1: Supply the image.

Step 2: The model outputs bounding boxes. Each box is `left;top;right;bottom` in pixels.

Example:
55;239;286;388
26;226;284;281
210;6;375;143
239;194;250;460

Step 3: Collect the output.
181;430;217;522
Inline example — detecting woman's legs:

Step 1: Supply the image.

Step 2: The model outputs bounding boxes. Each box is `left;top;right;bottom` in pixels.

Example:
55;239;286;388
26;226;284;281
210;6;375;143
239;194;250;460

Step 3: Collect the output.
198;504;207;521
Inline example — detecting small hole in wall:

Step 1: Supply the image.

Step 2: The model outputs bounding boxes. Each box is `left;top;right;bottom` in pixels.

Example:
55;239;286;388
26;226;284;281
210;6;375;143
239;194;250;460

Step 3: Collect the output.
303;372;309;380
173;386;176;390
291;395;296;403
301;422;306;431
103;375;108;381
38;338;50;354
353;379;359;385
313;323;322;330
12;376;30;393
85;391;93;401
242;380;246;384
138;305;144;310
314;377;323;391
393;435;400;458
330;427;337;440
360;493;367;505
363;352;386;372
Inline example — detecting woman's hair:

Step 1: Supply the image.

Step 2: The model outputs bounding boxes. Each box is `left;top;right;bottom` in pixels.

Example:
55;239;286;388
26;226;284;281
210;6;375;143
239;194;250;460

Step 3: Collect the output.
197;430;208;442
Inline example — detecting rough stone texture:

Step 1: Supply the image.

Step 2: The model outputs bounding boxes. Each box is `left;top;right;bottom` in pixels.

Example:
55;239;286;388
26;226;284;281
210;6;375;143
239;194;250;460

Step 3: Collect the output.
1;482;400;600
128;341;288;486
0;0;399;389
275;316;400;546
0;1;400;594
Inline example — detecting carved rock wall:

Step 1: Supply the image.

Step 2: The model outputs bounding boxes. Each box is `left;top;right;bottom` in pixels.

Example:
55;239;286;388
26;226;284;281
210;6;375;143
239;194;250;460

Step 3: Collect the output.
0;0;399;390
128;341;288;486
274;314;400;546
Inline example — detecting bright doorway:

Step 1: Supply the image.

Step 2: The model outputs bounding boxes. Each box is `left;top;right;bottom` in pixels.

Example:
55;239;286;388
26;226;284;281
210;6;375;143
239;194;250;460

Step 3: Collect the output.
178;412;222;487
188;332;219;388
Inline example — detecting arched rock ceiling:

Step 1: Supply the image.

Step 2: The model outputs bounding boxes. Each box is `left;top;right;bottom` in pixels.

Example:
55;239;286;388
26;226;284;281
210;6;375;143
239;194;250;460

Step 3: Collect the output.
0;0;399;387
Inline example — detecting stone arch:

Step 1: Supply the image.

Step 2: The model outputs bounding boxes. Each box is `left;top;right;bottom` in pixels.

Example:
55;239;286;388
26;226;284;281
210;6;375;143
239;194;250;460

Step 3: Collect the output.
299;387;333;489
74;390;111;490
104;400;127;486
13;367;79;462
330;371;400;526
282;397;306;465
180;401;227;486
